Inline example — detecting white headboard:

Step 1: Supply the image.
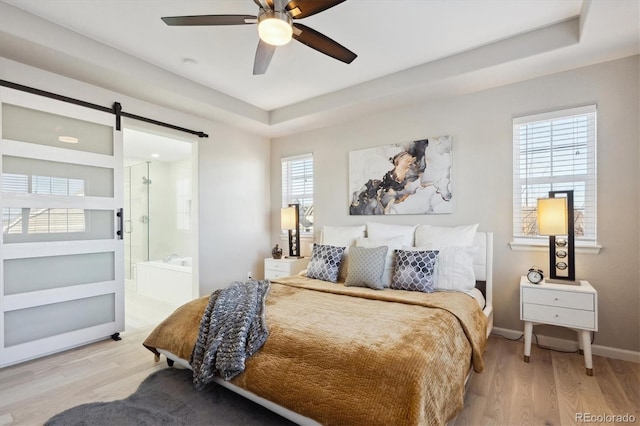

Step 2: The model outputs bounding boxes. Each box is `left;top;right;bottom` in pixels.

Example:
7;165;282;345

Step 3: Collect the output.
472;232;491;282
472;231;493;333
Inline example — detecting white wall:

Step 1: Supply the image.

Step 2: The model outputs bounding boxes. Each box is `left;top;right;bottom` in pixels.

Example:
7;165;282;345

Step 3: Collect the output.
146;159;193;262
168;159;194;258
148;161;171;260
198;124;271;294
0;57;272;298
270;55;640;353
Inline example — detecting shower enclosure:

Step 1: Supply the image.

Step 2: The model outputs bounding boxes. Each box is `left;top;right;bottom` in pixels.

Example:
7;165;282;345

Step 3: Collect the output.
124;162;150;284
123;157;194;304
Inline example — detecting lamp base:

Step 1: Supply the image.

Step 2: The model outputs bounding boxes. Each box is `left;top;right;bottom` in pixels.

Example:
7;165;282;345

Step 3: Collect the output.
285;255;304;259
545;278;579;285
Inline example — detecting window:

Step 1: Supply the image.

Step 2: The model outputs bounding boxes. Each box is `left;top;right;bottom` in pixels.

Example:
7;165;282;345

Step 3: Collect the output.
281;153;313;234
512;105;597;246
2;172;86;234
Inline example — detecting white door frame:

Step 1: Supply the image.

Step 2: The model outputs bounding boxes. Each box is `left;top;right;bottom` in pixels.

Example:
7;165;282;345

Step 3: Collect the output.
121;121;199;304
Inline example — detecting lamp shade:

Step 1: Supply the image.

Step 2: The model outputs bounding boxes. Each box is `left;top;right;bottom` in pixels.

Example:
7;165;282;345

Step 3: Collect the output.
281;206;297;230
537;197;568;236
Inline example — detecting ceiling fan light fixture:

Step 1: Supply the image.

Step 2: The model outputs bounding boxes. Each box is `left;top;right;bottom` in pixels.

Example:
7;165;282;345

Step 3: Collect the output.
257;11;292;46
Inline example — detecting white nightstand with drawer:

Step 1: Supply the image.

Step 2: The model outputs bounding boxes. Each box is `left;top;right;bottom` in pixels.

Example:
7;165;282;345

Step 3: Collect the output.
264;258;309;280
520;276;598;375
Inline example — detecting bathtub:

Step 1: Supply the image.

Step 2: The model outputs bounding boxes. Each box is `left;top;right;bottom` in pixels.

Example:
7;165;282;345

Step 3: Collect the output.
136;257;194;307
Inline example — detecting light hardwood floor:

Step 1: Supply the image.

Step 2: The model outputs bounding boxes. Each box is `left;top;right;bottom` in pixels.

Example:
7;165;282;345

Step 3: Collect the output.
454;336;640;425
0;309;638;425
123;287;180;331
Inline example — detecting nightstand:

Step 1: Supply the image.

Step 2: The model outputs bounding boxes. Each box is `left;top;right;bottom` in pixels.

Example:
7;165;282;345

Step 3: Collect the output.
520;276;598;375
264;257;310;280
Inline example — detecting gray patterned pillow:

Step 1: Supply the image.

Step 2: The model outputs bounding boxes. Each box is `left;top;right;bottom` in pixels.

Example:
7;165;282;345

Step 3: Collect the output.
391;249;439;293
344;245;389;290
306;244;346;283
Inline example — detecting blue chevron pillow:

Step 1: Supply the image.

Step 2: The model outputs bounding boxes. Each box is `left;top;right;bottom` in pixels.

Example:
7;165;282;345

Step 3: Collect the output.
306;244;346;283
391;249;439;293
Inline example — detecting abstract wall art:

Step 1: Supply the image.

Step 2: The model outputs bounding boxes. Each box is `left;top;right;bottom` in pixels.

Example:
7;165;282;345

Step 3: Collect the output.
349;136;452;215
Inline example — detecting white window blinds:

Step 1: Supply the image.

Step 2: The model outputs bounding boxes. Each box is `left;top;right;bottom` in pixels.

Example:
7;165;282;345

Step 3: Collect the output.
2;173;87;234
281;153;313;234
512;105;597;244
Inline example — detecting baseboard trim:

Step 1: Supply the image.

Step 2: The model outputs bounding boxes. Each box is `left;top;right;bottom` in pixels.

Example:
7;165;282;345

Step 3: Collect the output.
491;327;640;363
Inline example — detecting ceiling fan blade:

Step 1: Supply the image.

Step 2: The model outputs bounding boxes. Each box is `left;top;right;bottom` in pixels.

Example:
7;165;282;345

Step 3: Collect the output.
253;39;277;75
292;23;356;64
161;15;256;26
286;0;346;19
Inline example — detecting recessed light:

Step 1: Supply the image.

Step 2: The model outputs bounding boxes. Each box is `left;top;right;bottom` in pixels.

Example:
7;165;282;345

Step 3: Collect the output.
58;136;79;143
182;58;197;66
151;153;160;158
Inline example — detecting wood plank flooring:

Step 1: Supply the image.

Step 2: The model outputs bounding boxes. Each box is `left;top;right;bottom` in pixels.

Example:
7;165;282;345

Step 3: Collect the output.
0;300;638;426
453;336;640;425
123;288;179;331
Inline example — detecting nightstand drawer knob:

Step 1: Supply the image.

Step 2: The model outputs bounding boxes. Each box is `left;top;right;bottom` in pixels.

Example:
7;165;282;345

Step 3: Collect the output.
555;297;559;301
555;314;559;318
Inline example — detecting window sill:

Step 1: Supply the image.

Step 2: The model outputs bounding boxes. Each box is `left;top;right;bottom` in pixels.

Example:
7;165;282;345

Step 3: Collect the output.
509;240;602;255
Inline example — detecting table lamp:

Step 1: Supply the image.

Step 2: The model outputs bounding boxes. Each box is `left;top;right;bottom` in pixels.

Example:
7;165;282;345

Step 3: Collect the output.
281;204;302;258
537;190;575;282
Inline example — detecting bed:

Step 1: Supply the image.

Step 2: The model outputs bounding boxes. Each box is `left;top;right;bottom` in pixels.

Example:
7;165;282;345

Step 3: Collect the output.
143;227;494;425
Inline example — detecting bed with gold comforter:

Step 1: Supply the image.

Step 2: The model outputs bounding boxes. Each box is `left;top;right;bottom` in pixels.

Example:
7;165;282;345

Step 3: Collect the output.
143;275;487;425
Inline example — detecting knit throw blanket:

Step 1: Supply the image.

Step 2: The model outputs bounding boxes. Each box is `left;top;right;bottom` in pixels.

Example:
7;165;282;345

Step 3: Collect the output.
190;280;270;388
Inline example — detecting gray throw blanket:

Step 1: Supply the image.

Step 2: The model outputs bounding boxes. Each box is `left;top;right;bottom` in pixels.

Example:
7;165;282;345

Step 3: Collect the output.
190;280;270;389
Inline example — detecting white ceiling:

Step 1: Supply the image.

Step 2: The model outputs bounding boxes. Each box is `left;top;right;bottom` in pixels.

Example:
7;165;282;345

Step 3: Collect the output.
0;0;638;137
0;0;585;110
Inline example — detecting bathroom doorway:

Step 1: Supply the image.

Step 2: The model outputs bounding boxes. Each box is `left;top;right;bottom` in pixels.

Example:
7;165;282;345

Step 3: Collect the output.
122;126;198;329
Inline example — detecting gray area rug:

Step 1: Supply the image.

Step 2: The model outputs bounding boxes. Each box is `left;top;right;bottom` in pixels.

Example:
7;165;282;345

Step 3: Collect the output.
45;367;297;426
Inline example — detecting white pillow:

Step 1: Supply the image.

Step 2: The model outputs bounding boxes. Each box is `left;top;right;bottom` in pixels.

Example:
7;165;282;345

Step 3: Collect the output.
414;224;478;247
356;236;404;288
366;222;417;246
407;245;477;291
322;225;366;281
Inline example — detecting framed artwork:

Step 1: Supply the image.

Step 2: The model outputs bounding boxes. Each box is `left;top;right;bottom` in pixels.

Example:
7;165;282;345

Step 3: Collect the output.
349;136;452;215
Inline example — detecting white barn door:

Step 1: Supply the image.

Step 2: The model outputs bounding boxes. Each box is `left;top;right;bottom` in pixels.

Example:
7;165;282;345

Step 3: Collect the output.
0;88;124;366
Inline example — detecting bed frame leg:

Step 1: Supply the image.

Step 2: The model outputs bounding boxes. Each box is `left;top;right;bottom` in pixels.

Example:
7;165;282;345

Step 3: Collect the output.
111;333;121;341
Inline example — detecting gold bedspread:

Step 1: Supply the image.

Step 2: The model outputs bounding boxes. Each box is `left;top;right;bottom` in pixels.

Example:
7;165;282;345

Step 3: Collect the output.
144;276;487;425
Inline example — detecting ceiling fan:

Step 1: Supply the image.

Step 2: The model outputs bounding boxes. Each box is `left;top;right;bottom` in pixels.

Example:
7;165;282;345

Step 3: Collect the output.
161;0;357;75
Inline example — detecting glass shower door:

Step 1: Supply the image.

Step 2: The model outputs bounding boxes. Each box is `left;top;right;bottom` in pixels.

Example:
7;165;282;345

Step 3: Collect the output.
124;162;149;283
